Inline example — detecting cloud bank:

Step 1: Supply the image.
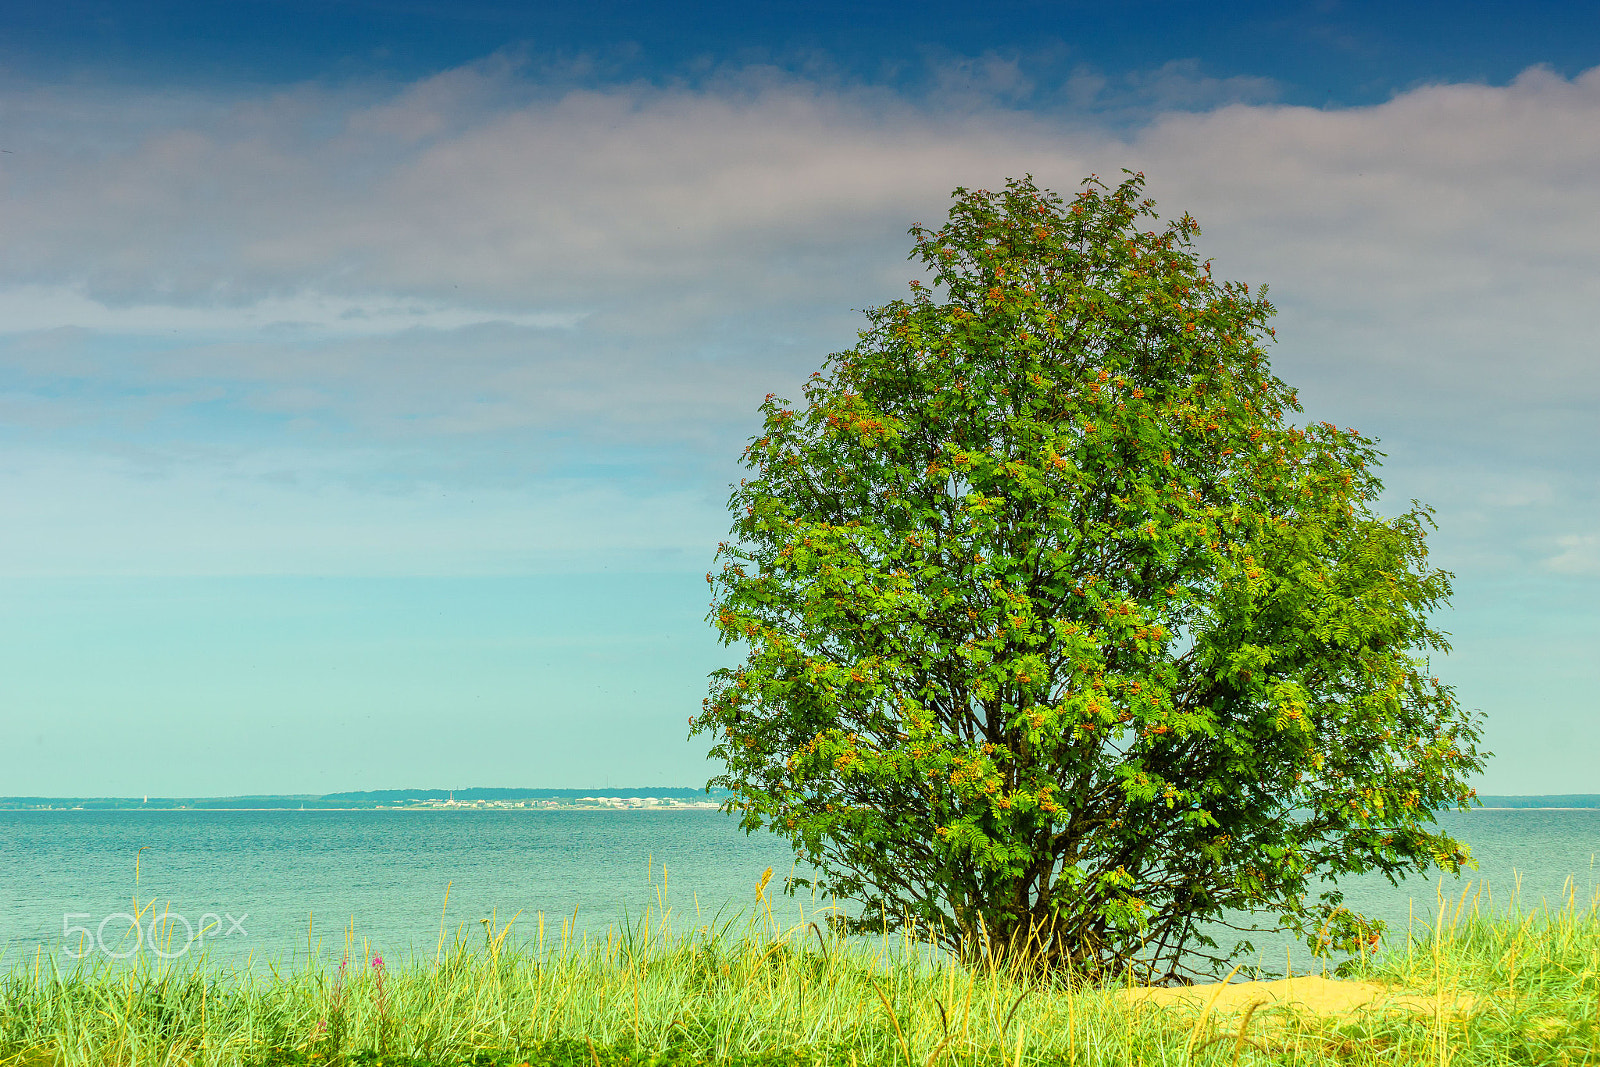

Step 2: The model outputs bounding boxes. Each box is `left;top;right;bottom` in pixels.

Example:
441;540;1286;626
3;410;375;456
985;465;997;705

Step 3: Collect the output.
1;60;1597;576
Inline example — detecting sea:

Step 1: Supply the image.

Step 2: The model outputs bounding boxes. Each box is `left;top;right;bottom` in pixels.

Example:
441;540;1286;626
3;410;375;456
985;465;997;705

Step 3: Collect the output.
2;808;1596;974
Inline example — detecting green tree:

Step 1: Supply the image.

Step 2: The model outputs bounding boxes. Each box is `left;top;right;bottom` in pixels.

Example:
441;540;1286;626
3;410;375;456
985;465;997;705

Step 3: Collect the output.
693;173;1486;981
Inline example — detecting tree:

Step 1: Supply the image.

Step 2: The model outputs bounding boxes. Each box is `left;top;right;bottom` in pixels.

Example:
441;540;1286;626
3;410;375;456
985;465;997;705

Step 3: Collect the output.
692;173;1486;981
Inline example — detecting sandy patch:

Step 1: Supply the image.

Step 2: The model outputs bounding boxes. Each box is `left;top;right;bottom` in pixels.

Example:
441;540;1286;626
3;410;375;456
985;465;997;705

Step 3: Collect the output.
1119;974;1476;1023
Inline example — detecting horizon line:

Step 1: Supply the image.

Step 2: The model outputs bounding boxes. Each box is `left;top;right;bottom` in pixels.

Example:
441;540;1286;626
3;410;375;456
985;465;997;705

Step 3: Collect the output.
0;790;1590;804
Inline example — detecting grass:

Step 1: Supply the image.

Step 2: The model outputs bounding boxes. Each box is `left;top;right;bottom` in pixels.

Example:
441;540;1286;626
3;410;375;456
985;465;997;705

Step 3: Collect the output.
3;876;1600;1067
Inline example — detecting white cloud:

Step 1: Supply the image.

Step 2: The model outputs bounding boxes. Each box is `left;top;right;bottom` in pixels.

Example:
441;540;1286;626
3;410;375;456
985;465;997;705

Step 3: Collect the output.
5;61;1597;394
0;59;1598;576
1128;80;1600;421
2;321;798;449
1086;58;1280;115
1546;534;1600;577
0;70;1076;308
0;286;581;336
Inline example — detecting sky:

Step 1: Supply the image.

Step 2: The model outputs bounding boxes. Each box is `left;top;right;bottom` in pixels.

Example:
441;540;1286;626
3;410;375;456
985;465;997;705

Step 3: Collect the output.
0;0;1596;796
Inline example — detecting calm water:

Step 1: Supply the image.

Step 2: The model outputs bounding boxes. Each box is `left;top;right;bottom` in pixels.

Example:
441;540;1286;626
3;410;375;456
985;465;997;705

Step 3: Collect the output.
1;809;1596;970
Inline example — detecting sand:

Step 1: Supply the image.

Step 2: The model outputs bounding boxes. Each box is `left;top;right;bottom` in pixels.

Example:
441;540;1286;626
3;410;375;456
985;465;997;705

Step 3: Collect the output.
1118;974;1476;1023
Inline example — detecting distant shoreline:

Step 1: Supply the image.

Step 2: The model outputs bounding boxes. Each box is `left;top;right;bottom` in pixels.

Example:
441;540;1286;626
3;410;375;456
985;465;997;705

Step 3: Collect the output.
0;804;724;813
2;793;1594;812
0;788;730;813
1468;806;1600;812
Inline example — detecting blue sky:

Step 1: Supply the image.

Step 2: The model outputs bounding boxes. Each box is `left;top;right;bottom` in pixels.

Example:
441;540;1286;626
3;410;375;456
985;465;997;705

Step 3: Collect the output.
0;0;1596;795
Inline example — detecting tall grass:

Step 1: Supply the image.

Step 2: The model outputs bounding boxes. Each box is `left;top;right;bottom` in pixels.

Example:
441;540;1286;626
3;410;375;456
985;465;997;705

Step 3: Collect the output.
3;875;1599;1067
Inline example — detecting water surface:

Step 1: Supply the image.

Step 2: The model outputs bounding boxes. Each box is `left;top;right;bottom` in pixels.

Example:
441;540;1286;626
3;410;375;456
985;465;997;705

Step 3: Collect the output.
2;808;1594;970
